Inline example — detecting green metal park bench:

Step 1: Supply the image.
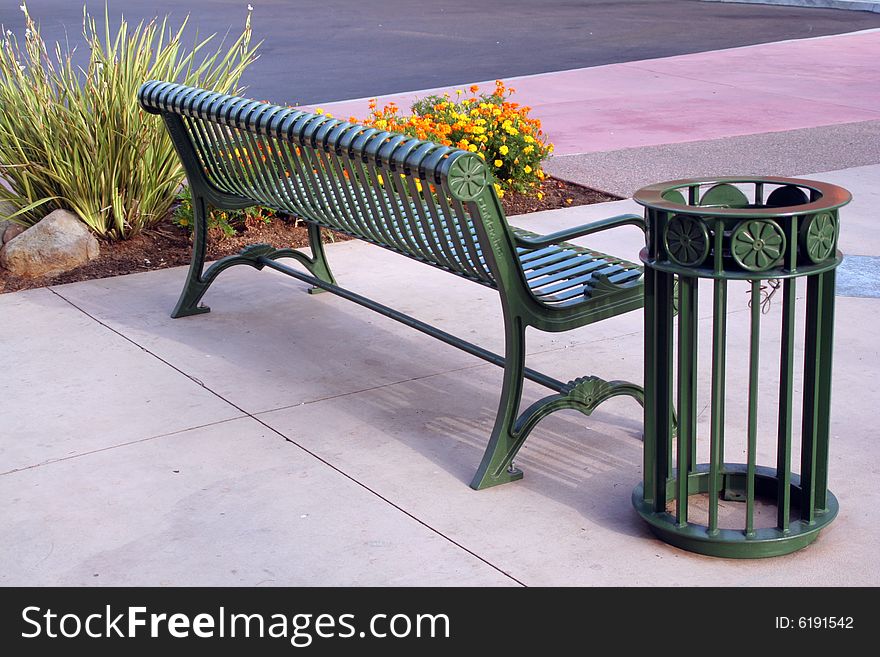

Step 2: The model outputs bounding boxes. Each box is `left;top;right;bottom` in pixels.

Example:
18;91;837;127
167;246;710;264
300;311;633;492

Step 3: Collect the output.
138;81;647;490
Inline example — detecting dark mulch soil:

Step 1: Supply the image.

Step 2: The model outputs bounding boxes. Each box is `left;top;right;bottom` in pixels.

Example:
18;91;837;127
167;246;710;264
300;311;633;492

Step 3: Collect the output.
0;177;617;294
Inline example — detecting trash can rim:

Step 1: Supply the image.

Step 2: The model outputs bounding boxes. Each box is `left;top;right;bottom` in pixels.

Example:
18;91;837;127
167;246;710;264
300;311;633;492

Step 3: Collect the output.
633;175;851;218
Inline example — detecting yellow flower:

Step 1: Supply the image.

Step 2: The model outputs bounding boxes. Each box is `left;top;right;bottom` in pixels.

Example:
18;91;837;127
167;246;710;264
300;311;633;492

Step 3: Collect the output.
415;179;423;193
494;159;503;167
524;135;535;143
524;165;532;174
499;145;509;155
468;144;477;152
377;174;384;185
477;152;486;160
315;107;324;115
537;192;544;200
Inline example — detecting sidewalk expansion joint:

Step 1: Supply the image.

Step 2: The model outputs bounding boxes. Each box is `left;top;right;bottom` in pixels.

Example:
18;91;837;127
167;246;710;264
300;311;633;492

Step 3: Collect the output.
0;417;247;477
47;287;526;587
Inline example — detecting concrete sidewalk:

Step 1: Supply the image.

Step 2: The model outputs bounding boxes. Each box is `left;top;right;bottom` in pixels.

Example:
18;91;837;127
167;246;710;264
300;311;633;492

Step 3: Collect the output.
3;163;878;586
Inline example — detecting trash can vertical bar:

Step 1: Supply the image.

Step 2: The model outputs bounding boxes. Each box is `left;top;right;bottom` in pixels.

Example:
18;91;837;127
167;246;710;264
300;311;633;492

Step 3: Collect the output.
651;267;676;512
800;274;822;523
632;176;849;558
676;276;698;526
814;270;836;511
709;277;727;535
776;277;796;532
746;281;761;537
643;265;657;508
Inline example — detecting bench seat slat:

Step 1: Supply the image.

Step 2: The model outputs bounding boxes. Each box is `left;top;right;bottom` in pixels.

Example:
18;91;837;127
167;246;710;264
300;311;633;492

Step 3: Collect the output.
518;250;578;271
533;266;624;298
518;245;564;264
526;258;611;287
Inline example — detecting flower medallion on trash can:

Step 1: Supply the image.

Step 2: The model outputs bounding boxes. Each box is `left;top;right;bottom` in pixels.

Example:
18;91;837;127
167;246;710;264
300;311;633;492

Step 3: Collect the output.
803;212;837;264
447;154;488;201
731;220;786;271
663;214;709;266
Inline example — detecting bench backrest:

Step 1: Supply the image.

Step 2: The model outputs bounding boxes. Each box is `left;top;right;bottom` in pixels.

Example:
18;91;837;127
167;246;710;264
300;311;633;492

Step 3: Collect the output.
138;81;524;290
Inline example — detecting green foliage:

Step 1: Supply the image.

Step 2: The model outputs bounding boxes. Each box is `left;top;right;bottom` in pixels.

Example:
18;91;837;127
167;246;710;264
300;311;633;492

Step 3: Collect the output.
0;2;259;239
173;186;277;237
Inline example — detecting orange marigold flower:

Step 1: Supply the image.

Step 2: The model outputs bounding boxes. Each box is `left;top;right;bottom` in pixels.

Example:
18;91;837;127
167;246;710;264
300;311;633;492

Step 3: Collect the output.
469;84;479;93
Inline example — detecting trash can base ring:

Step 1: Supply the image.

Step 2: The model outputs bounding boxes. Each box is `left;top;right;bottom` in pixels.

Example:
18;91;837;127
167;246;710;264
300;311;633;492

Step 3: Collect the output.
632;464;839;559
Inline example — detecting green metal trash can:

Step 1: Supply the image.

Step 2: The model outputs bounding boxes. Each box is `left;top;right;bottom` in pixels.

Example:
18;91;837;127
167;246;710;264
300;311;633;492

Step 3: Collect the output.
631;176;851;558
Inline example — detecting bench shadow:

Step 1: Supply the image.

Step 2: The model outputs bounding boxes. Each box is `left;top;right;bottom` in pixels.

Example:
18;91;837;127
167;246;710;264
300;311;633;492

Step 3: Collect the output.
329;369;650;541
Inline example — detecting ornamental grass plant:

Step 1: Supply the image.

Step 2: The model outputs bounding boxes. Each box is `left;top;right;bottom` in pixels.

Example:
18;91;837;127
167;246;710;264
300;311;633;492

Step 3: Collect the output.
361;80;554;199
0;3;259;240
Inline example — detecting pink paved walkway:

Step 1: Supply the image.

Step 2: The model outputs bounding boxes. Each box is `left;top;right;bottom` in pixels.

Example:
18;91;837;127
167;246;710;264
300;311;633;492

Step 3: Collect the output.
314;29;880;156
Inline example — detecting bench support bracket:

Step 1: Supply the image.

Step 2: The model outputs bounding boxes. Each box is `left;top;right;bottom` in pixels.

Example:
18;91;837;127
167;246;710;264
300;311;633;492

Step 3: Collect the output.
470;318;645;490
171;196;337;318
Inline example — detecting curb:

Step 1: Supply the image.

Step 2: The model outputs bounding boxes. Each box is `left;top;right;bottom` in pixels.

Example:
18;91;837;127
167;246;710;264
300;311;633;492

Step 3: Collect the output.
700;0;880;13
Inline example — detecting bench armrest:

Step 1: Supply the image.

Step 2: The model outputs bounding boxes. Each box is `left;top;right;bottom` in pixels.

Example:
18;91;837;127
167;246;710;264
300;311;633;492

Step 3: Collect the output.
513;213;646;249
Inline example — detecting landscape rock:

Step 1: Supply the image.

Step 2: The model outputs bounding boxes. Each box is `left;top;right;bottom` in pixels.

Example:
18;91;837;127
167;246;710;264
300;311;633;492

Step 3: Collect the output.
3;222;26;244
0;209;99;278
0;200;18;244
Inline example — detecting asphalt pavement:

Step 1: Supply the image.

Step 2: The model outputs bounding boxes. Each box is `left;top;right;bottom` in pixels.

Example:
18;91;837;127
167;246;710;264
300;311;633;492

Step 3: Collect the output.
2;0;880;104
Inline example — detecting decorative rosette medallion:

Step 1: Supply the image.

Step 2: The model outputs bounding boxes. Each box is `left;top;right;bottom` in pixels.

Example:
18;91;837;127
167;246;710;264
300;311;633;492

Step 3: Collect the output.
663;214;709;266
802;212;837;264
447;154;488;201
730;220;786;271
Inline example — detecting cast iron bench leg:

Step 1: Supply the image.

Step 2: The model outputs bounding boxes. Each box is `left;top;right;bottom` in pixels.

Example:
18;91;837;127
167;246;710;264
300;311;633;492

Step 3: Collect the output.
471;313;646;490
305;223;337;295
171;194;338;318
171;192;212;318
471;314;528;490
